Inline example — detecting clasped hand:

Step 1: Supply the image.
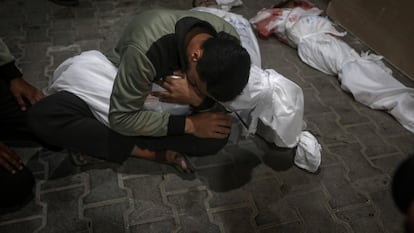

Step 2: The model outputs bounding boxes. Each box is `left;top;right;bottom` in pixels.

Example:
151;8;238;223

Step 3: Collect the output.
151;72;203;107
185;112;232;139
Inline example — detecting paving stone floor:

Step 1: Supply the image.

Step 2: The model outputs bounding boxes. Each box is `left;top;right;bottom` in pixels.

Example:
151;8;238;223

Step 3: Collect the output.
1;0;414;232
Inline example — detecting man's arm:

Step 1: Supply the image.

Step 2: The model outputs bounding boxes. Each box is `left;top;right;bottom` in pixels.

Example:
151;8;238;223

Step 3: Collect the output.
109;46;186;137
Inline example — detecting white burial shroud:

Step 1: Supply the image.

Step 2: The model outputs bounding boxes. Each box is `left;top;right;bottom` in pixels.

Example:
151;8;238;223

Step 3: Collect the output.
250;5;414;134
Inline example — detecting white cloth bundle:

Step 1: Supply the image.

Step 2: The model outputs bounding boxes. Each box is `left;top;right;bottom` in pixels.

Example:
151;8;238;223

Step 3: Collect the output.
223;65;321;172
290;16;414;134
251;4;414;134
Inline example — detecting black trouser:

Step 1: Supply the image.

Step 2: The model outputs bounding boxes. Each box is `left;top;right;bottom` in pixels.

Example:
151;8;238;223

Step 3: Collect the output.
0;79;35;210
0;79;37;142
28;91;228;163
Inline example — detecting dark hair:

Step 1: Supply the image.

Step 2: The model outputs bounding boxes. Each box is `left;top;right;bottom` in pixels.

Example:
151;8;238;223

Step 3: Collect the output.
196;36;251;102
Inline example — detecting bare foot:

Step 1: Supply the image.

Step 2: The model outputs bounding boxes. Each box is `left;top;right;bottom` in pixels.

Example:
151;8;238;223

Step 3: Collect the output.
131;146;192;173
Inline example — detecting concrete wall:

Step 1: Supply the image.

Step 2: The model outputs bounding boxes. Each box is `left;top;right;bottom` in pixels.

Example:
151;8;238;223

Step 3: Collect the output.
327;0;414;80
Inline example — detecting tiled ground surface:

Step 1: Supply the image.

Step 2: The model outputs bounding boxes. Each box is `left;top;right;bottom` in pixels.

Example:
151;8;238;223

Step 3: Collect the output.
1;0;414;232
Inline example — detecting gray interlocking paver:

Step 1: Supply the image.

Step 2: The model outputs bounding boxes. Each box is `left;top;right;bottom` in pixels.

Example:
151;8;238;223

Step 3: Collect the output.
84;202;128;233
259;221;304;233
328;143;383;180
387;135;414;155
276;166;320;194
163;173;203;193
129;219;177;233
319;165;368;209
83;168;127;204
302;87;331;115
307;112;357;145
38;186;89;233
168;190;221;232
0;218;42;233
359;107;412;137
371;154;407;174
347;124;399;158
211;207;256;233
336;204;386;233
0;200;42;223
123;175;172;224
322;96;371;126
286;189;349;233
208;188;249;209
370;190;405;233
244;178;298;226
1;0;413;232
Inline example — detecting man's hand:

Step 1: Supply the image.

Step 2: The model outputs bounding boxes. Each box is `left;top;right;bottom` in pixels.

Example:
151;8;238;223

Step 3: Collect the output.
185;112;231;139
151;73;204;107
0;143;23;174
10;77;44;111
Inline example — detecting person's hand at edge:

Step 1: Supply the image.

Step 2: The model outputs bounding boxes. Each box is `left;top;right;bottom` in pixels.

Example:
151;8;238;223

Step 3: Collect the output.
10;77;44;111
0;143;23;174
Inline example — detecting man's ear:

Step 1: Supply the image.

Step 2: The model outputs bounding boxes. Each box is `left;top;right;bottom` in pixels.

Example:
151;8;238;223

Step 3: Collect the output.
191;49;202;62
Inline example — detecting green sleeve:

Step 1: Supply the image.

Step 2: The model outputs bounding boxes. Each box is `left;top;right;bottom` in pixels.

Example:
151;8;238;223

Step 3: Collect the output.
0;38;15;66
0;38;22;81
109;45;171;136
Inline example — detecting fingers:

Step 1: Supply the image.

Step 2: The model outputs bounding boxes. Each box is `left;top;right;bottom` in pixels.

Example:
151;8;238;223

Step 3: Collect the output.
213;112;232;126
0;144;23;174
213;117;231;138
150;91;174;103
159;80;174;93
0;157;16;174
29;90;45;105
14;91;43;111
172;71;186;78
14;94;27;111
26;93;38;106
186;112;232;139
213;127;231;138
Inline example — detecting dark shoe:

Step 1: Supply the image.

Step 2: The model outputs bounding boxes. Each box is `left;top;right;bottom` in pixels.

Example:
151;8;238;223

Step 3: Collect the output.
49;0;79;7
